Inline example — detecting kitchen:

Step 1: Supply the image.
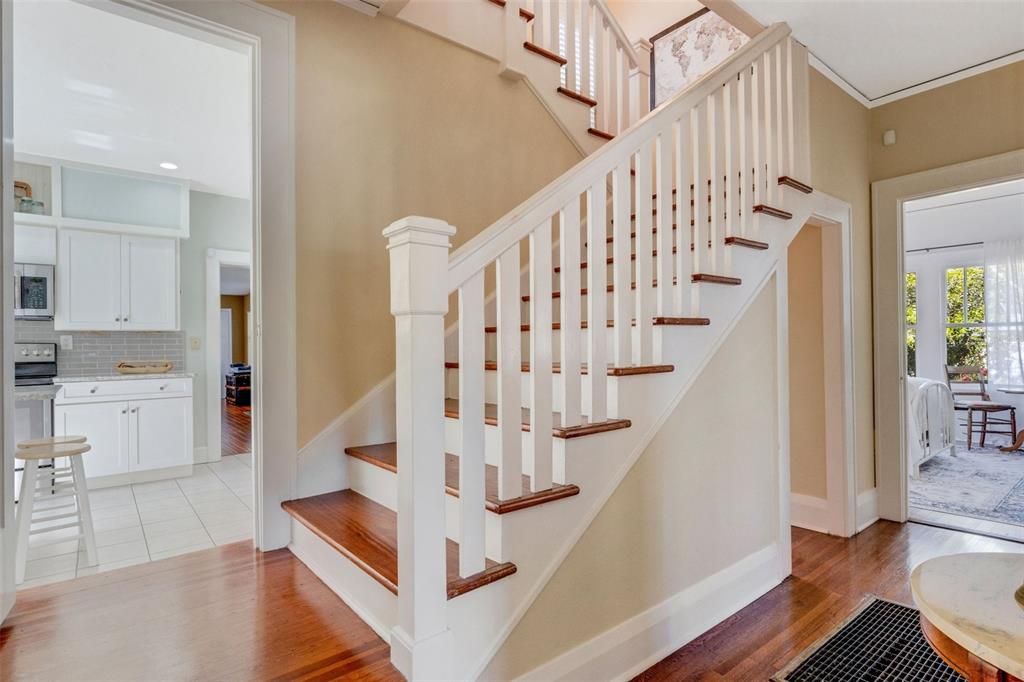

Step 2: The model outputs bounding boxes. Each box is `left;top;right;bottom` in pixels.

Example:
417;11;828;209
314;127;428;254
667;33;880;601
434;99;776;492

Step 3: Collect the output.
11;0;254;587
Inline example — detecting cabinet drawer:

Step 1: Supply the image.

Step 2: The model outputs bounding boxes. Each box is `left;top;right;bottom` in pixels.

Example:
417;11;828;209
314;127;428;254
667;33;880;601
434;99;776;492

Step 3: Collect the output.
61;378;191;401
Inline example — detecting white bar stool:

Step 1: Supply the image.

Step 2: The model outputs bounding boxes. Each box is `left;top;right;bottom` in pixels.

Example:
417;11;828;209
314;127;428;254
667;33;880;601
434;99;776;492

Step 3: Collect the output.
15;436;98;584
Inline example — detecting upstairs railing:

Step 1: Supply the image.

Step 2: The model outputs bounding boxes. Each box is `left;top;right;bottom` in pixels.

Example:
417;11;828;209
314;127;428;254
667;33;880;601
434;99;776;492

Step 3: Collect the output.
384;22;808;679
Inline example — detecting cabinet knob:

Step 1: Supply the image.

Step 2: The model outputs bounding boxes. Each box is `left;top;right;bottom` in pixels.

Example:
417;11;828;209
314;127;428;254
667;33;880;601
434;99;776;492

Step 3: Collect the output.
159;385;167;391
89;387;98;394
130;407;138;413
124;316;129;321
122;409;128;414
115;317;121;322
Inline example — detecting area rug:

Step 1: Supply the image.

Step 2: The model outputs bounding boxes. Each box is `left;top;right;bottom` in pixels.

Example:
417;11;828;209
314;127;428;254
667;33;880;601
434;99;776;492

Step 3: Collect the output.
772;597;964;682
908;442;1024;525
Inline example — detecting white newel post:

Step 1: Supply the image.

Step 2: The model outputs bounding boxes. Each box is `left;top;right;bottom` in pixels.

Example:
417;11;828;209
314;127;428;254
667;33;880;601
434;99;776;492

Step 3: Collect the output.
631;39;652;126
384;216;456;681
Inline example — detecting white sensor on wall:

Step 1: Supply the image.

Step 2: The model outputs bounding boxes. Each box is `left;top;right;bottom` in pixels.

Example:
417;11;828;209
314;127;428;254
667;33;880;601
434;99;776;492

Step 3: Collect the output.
159;161;179;170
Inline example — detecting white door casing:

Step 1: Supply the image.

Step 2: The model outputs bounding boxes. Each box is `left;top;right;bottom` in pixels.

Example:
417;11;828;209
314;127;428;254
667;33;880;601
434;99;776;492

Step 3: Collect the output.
1;0;15;623
220;308;232;399
206;249;250;464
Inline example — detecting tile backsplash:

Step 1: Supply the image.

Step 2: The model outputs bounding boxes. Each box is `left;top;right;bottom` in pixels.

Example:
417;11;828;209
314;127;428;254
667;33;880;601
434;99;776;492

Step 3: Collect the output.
16;320;185;378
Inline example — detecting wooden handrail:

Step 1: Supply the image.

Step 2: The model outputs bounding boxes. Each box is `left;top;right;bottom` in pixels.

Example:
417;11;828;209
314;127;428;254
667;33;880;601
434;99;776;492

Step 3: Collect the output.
447;22;791;291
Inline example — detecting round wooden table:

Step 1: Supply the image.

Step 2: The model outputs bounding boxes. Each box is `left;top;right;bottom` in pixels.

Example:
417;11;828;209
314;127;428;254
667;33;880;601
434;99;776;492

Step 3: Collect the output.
912;553;1024;681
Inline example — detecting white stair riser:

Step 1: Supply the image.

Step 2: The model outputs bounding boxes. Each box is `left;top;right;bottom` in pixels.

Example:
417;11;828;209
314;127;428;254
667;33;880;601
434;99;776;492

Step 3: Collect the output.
346;455;506;559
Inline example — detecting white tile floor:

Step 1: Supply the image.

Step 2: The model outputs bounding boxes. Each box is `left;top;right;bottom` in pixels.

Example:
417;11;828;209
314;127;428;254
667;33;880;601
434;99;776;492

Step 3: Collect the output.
19;453;253;589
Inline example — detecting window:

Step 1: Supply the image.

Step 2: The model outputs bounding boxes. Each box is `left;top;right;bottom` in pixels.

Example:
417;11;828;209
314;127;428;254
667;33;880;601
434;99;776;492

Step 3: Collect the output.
905;271;917;376
945;266;986;368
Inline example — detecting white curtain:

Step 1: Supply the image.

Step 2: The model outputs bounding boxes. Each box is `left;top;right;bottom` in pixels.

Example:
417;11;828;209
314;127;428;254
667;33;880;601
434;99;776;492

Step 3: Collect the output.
985;238;1024;388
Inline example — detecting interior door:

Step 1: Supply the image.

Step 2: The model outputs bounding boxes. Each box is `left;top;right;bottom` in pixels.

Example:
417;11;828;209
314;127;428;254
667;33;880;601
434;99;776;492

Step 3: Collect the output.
1;0;14;623
57;229;122;331
131;397;191;472
121;235;177;331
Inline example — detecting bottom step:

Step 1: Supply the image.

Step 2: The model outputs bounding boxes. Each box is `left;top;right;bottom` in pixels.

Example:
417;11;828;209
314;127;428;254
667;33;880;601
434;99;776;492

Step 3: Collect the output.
282;490;517;599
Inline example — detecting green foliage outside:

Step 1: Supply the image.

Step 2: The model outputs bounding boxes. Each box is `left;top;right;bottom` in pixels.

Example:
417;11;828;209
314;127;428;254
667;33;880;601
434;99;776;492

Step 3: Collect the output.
945;266;986;368
905;272;917;376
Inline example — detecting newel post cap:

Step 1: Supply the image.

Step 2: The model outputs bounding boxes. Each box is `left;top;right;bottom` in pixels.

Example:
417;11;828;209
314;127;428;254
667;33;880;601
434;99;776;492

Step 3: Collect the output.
383;216;457;246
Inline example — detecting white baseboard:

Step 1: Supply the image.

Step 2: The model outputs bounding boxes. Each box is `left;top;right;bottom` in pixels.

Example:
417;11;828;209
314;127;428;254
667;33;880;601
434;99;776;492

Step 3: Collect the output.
193;446;215;464
856;488;879;533
790;493;829;533
295;375;396;499
516;543;784;682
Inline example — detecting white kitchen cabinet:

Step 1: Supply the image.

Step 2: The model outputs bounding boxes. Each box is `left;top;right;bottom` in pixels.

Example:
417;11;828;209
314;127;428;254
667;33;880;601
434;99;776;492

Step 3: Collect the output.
121;236;178;330
55;378;193;485
55;400;131;480
56;229;179;331
131;397;191;472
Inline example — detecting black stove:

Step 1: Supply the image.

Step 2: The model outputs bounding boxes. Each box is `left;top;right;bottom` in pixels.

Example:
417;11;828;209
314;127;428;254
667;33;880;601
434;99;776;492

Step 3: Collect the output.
14;342;57;386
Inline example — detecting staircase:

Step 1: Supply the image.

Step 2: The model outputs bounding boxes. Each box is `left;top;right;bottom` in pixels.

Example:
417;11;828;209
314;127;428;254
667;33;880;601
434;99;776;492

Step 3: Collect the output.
393;0;649;154
284;18;825;681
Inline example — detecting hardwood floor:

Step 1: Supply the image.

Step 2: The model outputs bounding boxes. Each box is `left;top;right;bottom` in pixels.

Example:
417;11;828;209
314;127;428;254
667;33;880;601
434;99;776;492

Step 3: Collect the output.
222;400;251;456
0;542;402;681
2;521;1019;680
634;521;1023;681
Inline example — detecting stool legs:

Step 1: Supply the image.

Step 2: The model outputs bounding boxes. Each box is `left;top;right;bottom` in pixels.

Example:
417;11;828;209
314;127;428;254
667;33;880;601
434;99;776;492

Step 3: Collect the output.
15;460;39;584
70;455;98;568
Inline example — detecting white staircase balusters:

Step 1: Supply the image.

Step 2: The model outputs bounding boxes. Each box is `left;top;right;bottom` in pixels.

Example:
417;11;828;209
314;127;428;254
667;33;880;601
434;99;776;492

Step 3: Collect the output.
634;141;654;365
386;24;807;677
458;271;487;577
586;179;608;421
558;199;583;425
611;161;632;365
496;246;523;500
530;219;555;491
655;131;673;319
674;111;693;316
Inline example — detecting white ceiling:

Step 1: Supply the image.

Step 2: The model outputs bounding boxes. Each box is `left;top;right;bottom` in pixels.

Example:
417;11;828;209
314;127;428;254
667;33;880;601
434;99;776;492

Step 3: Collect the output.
221;265;251;296
13;0;251;198
904;179;1024;252
734;0;1024;105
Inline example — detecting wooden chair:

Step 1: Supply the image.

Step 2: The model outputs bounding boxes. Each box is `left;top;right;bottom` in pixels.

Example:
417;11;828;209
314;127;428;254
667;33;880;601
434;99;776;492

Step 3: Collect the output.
944;365;1017;450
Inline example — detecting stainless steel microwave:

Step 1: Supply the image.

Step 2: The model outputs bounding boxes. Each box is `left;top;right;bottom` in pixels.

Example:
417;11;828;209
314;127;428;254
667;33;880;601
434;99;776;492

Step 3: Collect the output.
14;263;54;320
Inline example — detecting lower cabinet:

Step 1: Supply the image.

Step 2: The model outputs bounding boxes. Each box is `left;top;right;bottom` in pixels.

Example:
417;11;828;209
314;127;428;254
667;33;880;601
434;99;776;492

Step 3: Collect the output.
55;380;193;483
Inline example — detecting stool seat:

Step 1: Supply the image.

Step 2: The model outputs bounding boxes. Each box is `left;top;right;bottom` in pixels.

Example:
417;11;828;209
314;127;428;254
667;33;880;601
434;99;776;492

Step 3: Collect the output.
16;442;91;460
17;434;87;449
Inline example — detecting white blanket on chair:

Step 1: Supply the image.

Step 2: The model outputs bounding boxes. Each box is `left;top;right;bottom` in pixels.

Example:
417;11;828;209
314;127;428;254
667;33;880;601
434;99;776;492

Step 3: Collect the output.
906;378;958;471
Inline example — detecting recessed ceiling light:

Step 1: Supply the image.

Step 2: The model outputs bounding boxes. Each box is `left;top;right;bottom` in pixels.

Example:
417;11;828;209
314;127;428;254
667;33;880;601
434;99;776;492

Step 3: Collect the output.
159;162;178;170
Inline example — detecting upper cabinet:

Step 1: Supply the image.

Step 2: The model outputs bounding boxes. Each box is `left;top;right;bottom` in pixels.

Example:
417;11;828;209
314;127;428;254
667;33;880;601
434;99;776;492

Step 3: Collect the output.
57;229;179;331
13;154;190;238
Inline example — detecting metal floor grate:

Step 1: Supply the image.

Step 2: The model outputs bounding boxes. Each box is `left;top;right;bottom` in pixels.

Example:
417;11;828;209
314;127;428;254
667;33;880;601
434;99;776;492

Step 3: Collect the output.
774;598;965;682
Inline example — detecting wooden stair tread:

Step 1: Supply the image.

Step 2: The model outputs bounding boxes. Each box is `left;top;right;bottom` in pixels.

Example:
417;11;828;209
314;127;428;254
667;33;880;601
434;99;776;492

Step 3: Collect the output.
691;273;742;285
443;399;631;439
778;176;813;194
587;127;614;141
557;87;597;107
281;490;517;599
751;204;793;220
723;236;769;250
344;443;580;514
521;278;678;301
523;41;566;65
486;0;535;20
483;317;710;333
444;361;673;377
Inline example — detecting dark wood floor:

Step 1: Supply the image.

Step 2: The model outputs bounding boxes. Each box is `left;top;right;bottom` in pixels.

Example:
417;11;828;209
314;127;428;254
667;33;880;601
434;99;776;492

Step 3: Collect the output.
0;542;402;681
222;400;252;456
2;521;1019;681
635;521;1023;681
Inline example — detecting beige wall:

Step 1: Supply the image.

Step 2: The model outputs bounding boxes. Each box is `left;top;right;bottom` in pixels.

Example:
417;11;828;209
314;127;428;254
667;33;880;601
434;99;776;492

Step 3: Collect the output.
870;61;1024;182
486;280;780;679
788;224;827;498
606;0;705;43
807;70;875;493
262;0;583;447
220;295;247;363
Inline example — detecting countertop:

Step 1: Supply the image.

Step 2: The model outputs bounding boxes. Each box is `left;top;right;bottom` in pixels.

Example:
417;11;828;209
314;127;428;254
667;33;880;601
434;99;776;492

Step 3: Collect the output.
54;373;195;383
14;384;61;401
911;552;1024;677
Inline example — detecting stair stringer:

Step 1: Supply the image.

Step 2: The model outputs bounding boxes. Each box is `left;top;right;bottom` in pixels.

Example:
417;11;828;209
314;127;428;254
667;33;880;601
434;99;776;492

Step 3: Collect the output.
450;191;828;680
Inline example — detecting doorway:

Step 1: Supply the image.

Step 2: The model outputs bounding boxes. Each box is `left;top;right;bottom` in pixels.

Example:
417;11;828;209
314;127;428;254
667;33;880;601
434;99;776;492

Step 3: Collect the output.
901;180;1024;542
218;263;252;459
